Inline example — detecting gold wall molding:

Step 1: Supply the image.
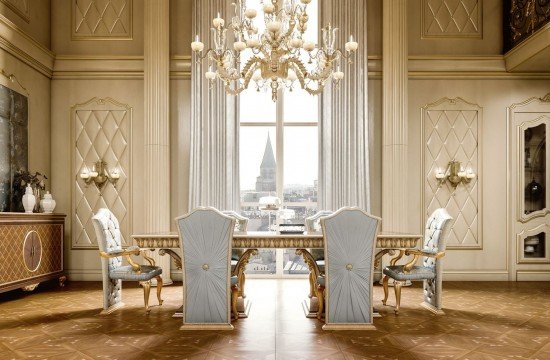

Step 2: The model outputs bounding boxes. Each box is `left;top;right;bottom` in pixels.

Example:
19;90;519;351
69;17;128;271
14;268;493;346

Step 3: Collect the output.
421;0;482;38
421;97;483;249
72;0;133;40
0;0;29;22
70;97;133;249
0;14;54;77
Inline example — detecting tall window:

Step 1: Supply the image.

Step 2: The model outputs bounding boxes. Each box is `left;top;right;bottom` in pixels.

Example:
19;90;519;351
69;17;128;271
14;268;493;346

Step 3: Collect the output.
239;0;319;277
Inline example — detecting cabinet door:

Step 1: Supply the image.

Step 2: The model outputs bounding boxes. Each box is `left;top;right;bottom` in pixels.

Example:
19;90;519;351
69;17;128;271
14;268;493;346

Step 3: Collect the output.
519;119;549;222
23;231;42;272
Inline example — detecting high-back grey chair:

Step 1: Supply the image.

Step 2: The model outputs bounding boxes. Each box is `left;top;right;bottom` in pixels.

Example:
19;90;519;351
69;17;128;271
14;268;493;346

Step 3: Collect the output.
303;211;333;297
222;210;255;299
382;208;453;314
317;207;381;330
176;207;239;330
92;208;163;315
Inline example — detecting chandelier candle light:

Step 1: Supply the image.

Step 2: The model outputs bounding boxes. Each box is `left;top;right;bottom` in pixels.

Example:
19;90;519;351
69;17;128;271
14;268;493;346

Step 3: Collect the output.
191;0;359;101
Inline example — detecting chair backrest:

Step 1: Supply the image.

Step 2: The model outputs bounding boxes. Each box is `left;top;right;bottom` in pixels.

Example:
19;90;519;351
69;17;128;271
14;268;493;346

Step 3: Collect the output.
176;207;236;325
221;210;249;233
305;210;333;233
92;208;123;274
321;207;381;325
423;208;453;268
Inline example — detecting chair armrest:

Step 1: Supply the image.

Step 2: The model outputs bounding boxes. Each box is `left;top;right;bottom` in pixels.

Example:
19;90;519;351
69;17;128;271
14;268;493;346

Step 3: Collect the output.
99;248;140;258
402;249;445;272
99;247;157;271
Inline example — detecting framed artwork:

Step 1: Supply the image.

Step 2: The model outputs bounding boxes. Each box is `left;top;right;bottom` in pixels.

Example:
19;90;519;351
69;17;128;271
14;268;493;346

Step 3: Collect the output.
0;82;29;212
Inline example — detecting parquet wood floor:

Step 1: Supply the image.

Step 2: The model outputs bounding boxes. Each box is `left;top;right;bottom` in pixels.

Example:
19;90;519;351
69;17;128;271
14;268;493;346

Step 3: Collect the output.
0;279;549;359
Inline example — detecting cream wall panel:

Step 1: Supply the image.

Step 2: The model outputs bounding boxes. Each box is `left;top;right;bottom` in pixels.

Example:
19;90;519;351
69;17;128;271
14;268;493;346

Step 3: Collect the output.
0;0;50;48
51;79;143;277
422;0;482;38
170;79;191;229
72;98;131;249
72;0;132;39
408;79;550;278
409;0;502;55
170;0;192;56
422;98;482;249
0;49;50;183
52;0;143;55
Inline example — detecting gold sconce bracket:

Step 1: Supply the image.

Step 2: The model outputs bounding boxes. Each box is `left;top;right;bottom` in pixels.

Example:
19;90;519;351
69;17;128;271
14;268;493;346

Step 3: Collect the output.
435;160;475;188
80;159;120;191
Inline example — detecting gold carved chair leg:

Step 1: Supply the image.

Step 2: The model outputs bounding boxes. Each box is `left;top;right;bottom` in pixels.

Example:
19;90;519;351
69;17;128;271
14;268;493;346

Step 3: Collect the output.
155;276;164;306
308;272;315;298
316;284;325;320
231;285;239;321
394;281;403;315
382;275;389;306
140;280;152;314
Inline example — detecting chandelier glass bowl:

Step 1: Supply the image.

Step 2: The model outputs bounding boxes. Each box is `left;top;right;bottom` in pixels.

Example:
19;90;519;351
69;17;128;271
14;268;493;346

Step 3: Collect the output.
191;0;359;101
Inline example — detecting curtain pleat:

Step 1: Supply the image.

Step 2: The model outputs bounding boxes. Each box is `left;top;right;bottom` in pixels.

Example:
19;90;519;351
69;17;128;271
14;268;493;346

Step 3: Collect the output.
319;0;370;211
190;0;240;211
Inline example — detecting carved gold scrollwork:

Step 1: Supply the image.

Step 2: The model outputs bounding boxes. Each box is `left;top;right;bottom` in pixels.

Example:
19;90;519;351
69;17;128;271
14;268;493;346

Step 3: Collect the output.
508;0;550;48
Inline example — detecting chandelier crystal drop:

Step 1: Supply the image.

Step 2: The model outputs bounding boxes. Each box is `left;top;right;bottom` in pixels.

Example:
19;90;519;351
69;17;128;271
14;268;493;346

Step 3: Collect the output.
191;0;359;101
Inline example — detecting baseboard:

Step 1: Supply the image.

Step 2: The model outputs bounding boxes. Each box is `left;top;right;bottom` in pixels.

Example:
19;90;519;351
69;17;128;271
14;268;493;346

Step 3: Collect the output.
66;270;103;281
442;271;509;281
516;271;550;281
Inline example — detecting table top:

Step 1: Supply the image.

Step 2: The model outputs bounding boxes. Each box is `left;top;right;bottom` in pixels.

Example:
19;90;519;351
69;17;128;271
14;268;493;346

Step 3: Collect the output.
132;231;422;239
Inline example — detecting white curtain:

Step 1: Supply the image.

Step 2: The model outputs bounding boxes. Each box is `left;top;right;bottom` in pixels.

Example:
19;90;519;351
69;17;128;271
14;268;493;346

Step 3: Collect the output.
190;0;240;211
319;0;370;211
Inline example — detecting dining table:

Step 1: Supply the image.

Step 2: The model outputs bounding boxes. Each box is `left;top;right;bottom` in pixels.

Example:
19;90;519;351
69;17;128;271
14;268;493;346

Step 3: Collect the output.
132;231;422;318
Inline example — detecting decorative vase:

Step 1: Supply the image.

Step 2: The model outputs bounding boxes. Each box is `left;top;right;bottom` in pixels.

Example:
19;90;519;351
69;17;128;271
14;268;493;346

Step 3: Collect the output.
40;191;56;214
22;185;36;214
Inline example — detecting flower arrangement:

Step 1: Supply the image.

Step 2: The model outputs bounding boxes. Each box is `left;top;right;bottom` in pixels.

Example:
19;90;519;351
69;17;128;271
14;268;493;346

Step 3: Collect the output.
13;169;47;212
15;170;47;191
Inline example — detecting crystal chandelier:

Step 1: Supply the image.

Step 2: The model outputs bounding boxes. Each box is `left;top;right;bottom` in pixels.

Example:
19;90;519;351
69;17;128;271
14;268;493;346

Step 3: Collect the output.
191;0;359;102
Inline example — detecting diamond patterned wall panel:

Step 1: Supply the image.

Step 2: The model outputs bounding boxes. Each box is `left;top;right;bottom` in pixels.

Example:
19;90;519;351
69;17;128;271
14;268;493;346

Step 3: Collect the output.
0;224;62;285
72;98;131;249
423;98;482;249
422;0;482;38
72;0;132;39
0;0;30;22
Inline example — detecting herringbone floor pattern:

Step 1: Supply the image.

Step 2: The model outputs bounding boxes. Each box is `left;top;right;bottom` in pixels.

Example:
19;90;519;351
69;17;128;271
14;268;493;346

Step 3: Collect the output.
0;280;549;359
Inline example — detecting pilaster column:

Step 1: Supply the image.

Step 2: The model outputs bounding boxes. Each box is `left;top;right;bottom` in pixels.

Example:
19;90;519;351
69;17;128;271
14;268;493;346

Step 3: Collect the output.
144;0;172;285
382;0;408;232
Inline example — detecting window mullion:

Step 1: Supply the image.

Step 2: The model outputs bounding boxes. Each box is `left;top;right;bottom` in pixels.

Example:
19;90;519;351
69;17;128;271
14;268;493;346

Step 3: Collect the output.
276;89;284;203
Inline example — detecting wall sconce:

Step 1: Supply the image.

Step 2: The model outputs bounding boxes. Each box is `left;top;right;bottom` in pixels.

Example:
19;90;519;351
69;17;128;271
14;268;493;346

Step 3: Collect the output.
80;160;120;190
435;160;476;188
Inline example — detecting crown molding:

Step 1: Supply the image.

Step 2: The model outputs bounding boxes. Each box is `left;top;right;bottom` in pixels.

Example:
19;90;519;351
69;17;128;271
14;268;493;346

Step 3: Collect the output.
53;55;192;80
0;14;54;78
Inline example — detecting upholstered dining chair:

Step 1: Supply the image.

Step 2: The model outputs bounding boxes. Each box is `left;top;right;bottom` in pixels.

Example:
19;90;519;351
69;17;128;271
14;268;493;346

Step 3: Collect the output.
304;210;332;297
316;207;381;330
221;210;255;298
92;208;163;315
176;207;239;330
382;208;453;315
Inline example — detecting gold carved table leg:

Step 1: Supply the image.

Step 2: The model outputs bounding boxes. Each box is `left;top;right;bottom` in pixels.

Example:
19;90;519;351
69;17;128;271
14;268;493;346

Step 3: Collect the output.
232;249;257;318
296;249;322;318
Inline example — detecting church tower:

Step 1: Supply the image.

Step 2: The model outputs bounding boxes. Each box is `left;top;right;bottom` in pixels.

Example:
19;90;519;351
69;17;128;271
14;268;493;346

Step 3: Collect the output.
255;133;276;192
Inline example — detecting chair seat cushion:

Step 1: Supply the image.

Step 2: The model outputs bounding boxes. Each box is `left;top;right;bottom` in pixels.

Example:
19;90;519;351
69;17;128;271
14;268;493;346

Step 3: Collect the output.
317;276;325;287
109;265;162;281
231;275;238;286
383;265;435;281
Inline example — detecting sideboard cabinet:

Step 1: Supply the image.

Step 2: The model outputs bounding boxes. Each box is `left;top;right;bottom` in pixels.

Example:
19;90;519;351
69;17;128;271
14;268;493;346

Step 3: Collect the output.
0;213;66;293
